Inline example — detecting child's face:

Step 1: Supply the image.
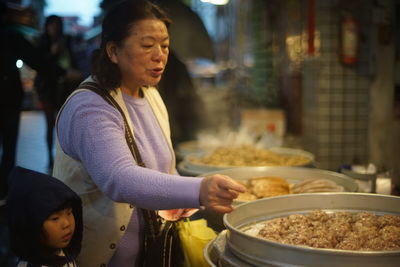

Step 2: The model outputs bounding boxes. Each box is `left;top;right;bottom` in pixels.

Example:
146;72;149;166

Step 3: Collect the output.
42;207;75;249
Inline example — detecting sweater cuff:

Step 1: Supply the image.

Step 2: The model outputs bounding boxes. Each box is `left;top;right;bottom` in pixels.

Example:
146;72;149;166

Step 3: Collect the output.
172;175;203;208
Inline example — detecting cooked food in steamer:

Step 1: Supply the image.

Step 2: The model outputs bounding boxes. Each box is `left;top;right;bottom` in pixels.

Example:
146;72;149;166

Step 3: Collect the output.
237;176;290;200
189;145;311;167
237;177;344;201
236;191;258;202
250;176;290;198
236;180;258;201
291;178;344;193
241;210;400;251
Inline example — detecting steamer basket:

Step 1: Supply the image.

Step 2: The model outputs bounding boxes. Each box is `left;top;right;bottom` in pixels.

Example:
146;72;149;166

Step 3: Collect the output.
222;193;400;267
201;166;359;204
194;167;358;233
182;147;315;175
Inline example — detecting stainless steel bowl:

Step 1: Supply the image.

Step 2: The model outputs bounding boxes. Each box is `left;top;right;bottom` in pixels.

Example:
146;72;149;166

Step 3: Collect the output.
195;166;358;233
202;166;359;204
182;147;315;175
223;193;400;266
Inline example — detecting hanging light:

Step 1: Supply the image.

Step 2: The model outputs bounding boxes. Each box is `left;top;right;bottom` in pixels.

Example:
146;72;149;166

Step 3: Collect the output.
200;0;230;5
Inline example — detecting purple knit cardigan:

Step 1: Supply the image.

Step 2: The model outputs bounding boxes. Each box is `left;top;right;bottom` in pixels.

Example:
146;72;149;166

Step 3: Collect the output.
57;90;202;266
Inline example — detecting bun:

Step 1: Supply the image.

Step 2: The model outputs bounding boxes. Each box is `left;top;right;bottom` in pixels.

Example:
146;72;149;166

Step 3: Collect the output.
250;176;290;198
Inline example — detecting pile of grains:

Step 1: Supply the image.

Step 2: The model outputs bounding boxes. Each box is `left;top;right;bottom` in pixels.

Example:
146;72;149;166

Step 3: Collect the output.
243;210;400;251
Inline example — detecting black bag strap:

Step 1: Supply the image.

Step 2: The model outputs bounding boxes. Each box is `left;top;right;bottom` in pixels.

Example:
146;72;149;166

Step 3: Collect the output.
79;81;145;167
79;81;162;239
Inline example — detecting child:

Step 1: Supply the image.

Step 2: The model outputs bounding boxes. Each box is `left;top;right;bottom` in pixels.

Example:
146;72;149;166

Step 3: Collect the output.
7;166;82;267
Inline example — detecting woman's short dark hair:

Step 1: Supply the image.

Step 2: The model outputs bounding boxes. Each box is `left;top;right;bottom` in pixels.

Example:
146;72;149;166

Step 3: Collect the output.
91;0;171;91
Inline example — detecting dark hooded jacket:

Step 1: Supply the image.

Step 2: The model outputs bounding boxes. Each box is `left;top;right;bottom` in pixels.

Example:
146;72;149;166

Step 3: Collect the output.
7;166;83;267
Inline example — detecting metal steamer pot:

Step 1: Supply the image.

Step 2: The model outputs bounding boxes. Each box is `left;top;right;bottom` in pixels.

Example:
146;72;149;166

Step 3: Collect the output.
202;166;359;205
216;193;400;267
179;147;316;176
195;166;358;232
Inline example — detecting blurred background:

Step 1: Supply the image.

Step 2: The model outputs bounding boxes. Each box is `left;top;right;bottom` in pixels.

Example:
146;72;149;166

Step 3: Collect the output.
4;0;398;182
0;0;399;265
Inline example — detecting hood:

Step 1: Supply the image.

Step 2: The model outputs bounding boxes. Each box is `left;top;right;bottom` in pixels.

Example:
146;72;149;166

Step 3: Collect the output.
7;166;83;266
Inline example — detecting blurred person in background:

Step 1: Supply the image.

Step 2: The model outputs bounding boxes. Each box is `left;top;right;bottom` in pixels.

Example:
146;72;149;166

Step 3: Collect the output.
34;14;83;169
158;50;206;147
0;2;64;205
53;0;245;266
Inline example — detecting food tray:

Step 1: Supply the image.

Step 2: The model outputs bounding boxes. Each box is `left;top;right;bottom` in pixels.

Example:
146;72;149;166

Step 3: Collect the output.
201;166;359;204
193;167;358;233
182;147;315;174
223;193;400;266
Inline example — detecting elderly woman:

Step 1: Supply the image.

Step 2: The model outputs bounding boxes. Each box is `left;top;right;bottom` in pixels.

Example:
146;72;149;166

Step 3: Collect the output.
52;1;245;267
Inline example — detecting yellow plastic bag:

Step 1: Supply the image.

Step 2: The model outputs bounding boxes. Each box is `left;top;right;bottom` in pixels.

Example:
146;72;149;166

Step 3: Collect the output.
177;219;217;267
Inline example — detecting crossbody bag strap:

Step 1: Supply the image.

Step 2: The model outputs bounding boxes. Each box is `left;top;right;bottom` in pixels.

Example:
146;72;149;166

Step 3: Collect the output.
80;82;145;167
80;82;161;239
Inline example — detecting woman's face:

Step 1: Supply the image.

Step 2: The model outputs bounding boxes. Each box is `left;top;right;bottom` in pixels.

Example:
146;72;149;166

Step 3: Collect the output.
108;19;169;91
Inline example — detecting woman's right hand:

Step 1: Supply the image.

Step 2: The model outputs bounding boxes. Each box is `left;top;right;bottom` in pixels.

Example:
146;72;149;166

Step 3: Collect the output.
199;174;246;214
